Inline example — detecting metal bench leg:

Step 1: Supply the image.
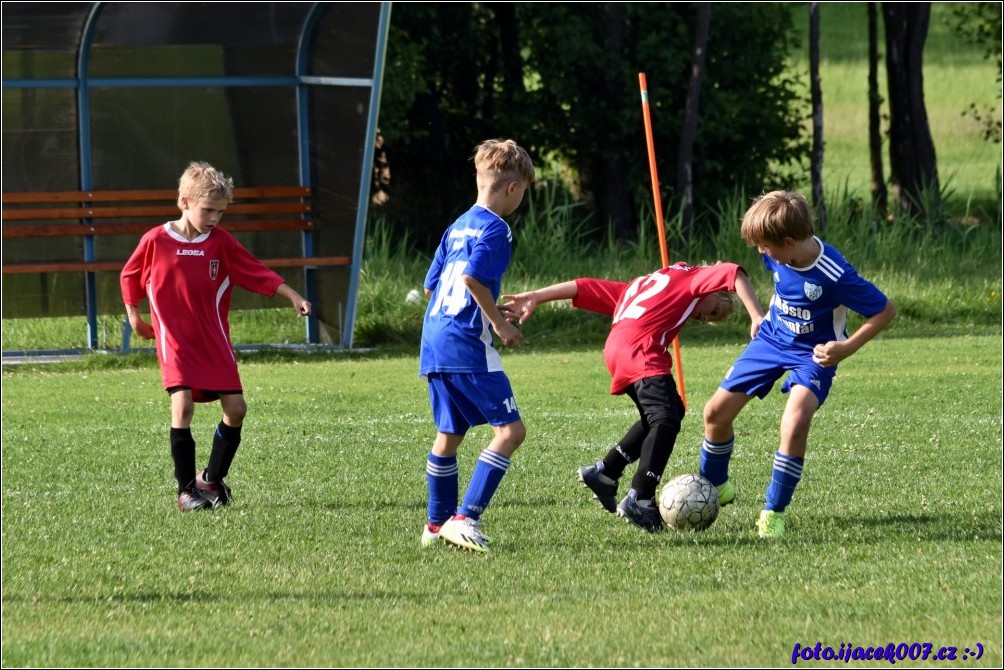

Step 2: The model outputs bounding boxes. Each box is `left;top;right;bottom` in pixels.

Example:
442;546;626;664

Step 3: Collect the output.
121;317;132;353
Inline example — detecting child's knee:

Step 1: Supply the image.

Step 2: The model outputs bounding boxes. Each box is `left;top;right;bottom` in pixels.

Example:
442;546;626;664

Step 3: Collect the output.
221;395;247;423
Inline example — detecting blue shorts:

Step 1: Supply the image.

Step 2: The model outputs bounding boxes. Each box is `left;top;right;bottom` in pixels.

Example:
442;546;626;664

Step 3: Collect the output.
426;371;521;434
720;337;836;406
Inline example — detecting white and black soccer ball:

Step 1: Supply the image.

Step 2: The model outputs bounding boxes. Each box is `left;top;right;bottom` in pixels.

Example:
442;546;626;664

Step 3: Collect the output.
658;473;720;531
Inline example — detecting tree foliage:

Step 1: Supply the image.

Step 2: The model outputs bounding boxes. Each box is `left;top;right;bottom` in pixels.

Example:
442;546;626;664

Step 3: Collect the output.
376;3;808;248
948;1;1002;143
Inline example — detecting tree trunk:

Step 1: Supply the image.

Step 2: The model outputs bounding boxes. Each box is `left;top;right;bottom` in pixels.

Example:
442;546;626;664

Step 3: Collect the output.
882;2;939;216
595;3;635;241
809;2;827;231
489;3;522;127
868;2;888;218
676;3;712;239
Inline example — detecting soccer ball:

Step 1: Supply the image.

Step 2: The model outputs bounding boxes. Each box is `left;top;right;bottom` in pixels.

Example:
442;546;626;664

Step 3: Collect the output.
658;473;720;531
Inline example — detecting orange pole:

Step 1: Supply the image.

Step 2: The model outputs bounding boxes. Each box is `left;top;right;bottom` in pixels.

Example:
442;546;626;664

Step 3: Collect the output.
638;72;686;409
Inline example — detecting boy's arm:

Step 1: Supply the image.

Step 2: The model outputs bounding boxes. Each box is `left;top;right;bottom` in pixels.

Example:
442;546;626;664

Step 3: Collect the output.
275;283;311;316
812;299;896;367
120;238;155;339
501;281;578;325
124;303;155;340
463;275;522;347
733;271;765;339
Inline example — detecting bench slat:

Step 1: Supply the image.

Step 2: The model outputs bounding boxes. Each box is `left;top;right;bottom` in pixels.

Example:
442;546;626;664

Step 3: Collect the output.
1;186;310;204
1;186;327;276
2;256;351;275
2;218;315;238
3;201;312;221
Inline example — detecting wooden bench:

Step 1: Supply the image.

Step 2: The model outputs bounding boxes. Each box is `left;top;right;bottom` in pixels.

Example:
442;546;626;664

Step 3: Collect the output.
1;186;350;273
2;186;350;349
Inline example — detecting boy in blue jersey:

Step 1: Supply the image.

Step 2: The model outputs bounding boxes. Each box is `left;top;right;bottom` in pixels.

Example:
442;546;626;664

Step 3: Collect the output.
419;138;535;553
701;191;896;538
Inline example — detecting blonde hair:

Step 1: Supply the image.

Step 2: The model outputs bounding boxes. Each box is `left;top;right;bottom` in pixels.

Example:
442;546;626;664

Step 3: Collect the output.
705;290;739;324
473;139;535;191
177;161;234;210
740;190;814;247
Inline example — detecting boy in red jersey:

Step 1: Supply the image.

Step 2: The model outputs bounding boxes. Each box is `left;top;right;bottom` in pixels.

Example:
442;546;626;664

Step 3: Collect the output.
120;162;311;511
502;262;763;531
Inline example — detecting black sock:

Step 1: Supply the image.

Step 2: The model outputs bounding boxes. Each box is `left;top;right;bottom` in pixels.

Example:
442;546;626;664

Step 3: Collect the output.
170;427;197;494
207;422;243;481
601;420;646;479
630;422;679;501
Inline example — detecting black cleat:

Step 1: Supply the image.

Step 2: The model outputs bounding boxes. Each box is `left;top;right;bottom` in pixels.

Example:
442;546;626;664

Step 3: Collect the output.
616;495;664;532
577;464;618;513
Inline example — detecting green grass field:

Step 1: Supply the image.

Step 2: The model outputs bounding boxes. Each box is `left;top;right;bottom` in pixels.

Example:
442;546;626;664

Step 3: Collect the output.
2;328;1001;666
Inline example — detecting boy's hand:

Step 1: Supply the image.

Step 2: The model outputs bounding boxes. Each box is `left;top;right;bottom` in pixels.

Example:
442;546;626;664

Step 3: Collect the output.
812;340;849;367
130;317;155;340
294;299;311;316
493;319;523;347
500;292;538;325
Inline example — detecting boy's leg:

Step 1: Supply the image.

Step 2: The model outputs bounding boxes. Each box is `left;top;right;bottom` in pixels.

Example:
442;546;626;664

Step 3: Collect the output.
616;376;683;532
430;371;521;552
206;393;246;479
427;431;464;531
703;337;787;505
578;420;646;513
167;389;210;511
625;376;684;503
600;420;647;478
758;386;818;538
196;393;245;507
457;419;525;518
700;388;752;502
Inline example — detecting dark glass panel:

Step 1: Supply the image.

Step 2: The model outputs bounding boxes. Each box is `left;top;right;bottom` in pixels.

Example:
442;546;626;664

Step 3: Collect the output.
311;3;380;79
1;88;79;191
307;84;373;345
89;2;312;77
1;2;91;79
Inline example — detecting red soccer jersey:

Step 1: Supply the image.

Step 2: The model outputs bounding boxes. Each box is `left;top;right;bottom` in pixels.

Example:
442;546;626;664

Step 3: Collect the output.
120;223;285;392
572;262;743;395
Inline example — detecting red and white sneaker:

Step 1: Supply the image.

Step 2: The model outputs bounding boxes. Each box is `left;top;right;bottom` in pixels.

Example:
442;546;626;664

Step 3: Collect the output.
177;484;212;512
195;469;232;507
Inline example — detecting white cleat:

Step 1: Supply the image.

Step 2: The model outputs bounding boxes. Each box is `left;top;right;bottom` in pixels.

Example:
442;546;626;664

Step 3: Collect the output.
439;515;490;553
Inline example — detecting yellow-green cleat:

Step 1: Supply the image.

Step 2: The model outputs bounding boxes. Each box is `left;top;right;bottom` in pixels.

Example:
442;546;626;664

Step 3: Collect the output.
420;523;442;548
756;509;785;538
715;480;735;507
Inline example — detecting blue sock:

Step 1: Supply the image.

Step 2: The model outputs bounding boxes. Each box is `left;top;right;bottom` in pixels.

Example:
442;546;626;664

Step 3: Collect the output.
426;453;458;525
764;451;804;513
700;436;734;486
458;449;510;519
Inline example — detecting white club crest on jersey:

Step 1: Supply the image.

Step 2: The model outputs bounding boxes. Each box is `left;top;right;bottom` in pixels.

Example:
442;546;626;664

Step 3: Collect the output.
210;260;219;280
803;282;823;301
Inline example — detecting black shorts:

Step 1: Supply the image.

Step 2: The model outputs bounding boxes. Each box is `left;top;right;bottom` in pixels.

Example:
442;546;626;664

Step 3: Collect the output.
624;375;685;427
167;387;242;404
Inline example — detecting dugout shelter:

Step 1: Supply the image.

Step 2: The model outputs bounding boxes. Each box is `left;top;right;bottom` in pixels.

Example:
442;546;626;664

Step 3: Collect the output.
1;2;391;352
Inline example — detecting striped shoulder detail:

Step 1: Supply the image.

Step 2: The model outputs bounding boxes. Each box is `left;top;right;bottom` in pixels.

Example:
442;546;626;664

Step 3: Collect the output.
816;253;845;282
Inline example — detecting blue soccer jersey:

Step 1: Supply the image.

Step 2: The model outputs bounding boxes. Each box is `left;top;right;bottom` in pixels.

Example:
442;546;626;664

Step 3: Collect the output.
756;237;888;352
420;206;513;375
